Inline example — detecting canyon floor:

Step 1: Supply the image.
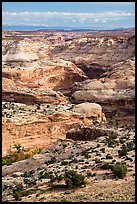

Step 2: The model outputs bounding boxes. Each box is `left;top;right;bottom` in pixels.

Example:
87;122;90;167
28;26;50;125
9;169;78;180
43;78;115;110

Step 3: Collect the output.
2;28;135;202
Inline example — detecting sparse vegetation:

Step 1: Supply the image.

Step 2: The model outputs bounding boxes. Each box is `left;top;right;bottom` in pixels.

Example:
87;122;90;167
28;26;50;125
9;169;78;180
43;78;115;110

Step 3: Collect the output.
62;144;67;149
100;162;113;170
106;154;113;159
105;136;118;147
46;157;57;165
126;141;135;151
112;162;128;179
12;184;23;201
81;150;91;159
100;147;105;153
2;144;43;166
64;170;86;189
118;144;128;157
95;158;102;164
61;160;69;165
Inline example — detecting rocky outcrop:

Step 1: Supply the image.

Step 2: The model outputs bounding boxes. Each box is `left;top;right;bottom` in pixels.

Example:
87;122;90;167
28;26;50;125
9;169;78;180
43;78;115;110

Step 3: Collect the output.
66;126;121;141
71;59;135;125
2;111;91;157
72;102;106;124
50;35;135;74
2;29;135;157
2;77;68;105
2;38;87;94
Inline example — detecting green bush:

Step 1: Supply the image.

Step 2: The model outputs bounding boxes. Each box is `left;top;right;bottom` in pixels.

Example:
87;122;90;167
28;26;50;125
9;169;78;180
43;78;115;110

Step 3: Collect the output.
81;150;91;159
100;147;105;153
96;144;100;148
13;144;23;153
105;136;118;147
100;162;113;170
47;157;56;164
24;178;32;185
62;144;67;149
110;135;117;139
13;191;22;201
112;162;127;179
61;160;69;165
2;144;43;166
64;170;86;189
87;172;92;177
57;174;64;182
12;184;23;201
126;141;134;151
118;145;128;157
95;158;102;164
106;154;113;159
71;158;78;163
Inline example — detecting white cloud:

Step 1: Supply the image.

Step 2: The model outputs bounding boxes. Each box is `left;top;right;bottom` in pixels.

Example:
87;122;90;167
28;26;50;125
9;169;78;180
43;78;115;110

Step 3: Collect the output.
2;11;135;26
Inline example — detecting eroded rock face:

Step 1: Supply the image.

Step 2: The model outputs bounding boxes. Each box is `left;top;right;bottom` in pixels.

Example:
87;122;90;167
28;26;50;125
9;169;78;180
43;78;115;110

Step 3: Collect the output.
2;38;87;94
66;126;121;141
2;111;92;157
2;29;135;157
71;59;135;125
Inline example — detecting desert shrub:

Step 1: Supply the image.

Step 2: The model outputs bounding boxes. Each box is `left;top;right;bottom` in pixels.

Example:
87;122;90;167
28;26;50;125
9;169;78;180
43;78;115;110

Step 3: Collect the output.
87;172;92;177
14;184;23;192
24;178;32;185
106;154;113;159
95;158;102;164
62;144;67;149
96;144;100;148
61;160;69;165
39;171;50;179
125;156;133;162
13;191;22;201
13;144;23;153
64;170;86;189
81;150;91;159
2;144;43;166
31;148;42;154
126;141;135;151
23;171;31;178
110;135;117;139
79;159;84;162
100;147;105;153
105;136;118;147
112;162;127;179
118;145;128;157
52;198;71;202
92;173;96;177
12;184;23;201
119;137;126;144
71;158;78;163
47;157;56;164
57;174;64;182
100;162;113;170
81;165;87;169
60;198;71;202
2;157;13;166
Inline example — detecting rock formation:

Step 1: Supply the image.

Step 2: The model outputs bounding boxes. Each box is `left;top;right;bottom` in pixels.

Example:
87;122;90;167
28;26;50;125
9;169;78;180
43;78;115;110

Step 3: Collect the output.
2;29;135;155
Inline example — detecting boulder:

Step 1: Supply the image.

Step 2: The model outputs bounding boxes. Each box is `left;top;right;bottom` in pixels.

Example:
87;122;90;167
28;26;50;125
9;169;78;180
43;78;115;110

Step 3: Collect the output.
72;102;106;123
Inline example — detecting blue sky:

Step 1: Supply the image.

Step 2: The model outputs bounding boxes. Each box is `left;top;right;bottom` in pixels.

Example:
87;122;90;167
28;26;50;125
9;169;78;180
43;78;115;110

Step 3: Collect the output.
2;2;135;28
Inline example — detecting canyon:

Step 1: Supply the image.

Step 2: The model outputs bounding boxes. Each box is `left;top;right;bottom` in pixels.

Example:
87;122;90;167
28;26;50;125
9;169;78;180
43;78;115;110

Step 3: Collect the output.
2;28;135;202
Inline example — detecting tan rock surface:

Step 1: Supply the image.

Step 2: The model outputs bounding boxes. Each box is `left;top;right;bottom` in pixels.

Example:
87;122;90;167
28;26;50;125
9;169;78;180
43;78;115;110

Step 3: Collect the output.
2;111;92;157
